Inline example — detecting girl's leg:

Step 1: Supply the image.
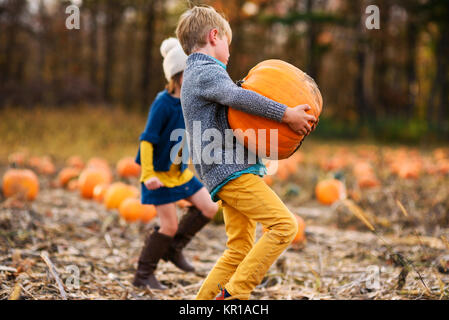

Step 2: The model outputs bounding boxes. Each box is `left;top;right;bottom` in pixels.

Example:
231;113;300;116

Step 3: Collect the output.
186;187;219;219
157;203;178;236
133;203;178;290
163;188;218;272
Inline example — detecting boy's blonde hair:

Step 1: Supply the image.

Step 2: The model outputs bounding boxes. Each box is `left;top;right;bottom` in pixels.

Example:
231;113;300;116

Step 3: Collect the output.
176;6;232;55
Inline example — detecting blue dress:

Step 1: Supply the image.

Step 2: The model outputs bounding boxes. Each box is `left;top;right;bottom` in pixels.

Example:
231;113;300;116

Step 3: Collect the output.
136;90;203;205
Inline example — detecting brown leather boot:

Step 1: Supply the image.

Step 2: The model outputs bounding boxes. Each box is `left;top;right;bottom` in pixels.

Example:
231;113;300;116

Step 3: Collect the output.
163;206;211;272
133;228;173;290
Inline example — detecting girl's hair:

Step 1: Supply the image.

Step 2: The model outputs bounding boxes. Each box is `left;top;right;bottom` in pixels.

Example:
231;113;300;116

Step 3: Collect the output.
166;71;183;94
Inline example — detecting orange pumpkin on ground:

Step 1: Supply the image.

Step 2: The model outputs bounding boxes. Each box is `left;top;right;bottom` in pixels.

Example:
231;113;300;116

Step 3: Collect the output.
119;198;142;222
67;179;79;191
93;183;110;203
78;168;111;199
176;199;193;208
263;175;274;186
8;152;27;166
228;60;322;160
66;156;85;169
263;214;306;245
356;174;380;189
116;157;141;178
315;179;346;205
38;157;56;175
141;204;157;223
104;182;139;210
58;167;81;188
2;169;39;201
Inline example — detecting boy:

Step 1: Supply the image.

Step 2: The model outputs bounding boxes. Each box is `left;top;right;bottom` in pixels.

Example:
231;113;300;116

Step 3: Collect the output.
176;6;316;300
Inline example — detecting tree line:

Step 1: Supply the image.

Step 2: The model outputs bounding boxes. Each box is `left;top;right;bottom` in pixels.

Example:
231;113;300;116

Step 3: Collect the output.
0;0;448;140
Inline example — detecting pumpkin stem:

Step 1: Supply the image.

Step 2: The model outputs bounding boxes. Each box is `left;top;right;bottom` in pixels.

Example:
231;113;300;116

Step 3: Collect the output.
236;80;245;87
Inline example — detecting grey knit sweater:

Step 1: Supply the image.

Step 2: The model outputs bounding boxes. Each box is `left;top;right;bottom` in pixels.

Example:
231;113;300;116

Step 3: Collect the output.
181;53;287;192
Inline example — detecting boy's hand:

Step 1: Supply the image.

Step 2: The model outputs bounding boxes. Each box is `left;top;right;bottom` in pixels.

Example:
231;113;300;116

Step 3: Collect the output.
282;104;317;136
144;177;164;190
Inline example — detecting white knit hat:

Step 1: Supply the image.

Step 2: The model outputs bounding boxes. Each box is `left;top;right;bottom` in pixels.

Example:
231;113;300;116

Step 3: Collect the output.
160;38;187;82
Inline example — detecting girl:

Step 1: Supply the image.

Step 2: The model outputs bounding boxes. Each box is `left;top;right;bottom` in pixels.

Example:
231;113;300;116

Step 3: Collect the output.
133;38;218;290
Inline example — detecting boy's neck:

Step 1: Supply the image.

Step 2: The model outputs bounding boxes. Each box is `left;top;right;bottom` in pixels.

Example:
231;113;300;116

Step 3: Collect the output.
194;47;225;66
194;49;227;70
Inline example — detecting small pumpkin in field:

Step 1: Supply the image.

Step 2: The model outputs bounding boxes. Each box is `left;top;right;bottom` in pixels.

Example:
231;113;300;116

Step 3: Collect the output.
67;179;79;191
356;174;380;189
263;175;274;186
93;183;110;203
66;156;85;169
292;215;306;244
104;182;139;210
263;214;306;245
116;157;141;178
119;198;156;223
78;168;111;199
8;152;28;166
141;204;157;224
2;169;39;201
86;157;113;182
315;179;346;205
58;167;81;188
176;199;193;208
38;157;56;175
228;60;323;160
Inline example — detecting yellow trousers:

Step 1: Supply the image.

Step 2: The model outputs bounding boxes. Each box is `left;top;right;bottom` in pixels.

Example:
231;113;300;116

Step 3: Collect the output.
196;174;298;300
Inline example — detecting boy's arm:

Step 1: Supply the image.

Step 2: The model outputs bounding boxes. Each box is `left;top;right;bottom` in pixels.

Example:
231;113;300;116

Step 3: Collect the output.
198;65;287;123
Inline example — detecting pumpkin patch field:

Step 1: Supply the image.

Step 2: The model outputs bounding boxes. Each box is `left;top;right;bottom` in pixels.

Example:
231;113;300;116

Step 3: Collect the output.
1;107;448;300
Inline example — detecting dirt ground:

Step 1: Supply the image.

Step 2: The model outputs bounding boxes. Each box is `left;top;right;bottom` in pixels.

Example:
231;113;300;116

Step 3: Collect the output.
1;172;448;300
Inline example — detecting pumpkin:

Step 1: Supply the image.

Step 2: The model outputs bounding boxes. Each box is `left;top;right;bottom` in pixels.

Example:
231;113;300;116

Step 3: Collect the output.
66;156;85;169
2;169;39;201
58;167;81;188
38;157;56;175
78;168;111;199
93;183;109;203
263;214;306;245
356;174;380;189
292;215;306;244
176;199;193;208
141;204;157;224
87;157;109;169
116;157;141;178
8;152;27;166
119;198;156;223
228;60;322;160
67;179;79;191
315;179;346;205
103;182;139;210
263;175;274;186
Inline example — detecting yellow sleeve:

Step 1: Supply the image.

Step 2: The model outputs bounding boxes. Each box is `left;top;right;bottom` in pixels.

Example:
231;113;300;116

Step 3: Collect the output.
140;141;155;183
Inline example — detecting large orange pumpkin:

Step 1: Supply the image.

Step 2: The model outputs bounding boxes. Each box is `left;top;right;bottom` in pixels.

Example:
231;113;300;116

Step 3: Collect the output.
78;168;111;199
116;157;141;178
315;179;346;205
228;60;322;160
103;182;139;210
2;169;39;201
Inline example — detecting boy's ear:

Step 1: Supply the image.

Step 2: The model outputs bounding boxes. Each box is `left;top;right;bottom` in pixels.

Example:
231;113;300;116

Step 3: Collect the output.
208;28;219;46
